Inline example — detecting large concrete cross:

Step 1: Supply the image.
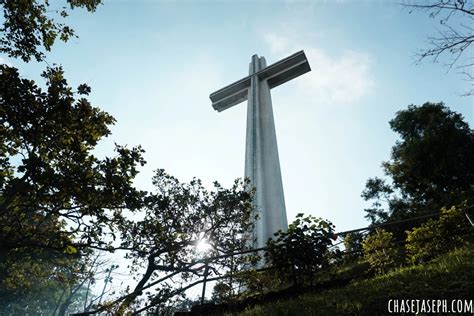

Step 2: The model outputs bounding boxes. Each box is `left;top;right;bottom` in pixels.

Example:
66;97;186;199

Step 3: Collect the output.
209;51;311;249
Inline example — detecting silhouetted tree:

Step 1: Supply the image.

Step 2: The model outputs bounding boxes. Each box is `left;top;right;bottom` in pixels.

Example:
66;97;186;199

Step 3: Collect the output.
110;172;254;314
362;102;474;224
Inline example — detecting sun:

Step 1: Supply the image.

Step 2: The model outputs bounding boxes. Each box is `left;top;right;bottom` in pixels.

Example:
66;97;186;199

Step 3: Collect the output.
196;239;212;253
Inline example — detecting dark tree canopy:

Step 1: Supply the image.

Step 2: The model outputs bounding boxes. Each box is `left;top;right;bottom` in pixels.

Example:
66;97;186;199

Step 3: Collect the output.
0;2;147;313
0;64;146;260
1;0;103;62
0;64;146;312
363;102;474;224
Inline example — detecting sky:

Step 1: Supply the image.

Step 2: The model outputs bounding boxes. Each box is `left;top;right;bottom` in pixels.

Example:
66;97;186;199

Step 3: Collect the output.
3;0;473;302
6;0;473;235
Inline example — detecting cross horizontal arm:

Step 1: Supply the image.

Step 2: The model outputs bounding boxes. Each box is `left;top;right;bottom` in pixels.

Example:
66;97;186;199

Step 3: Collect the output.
257;50;310;89
209;76;251;112
209;50;310;112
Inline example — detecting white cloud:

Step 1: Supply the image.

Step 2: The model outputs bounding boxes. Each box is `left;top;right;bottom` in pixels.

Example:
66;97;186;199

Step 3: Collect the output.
301;48;374;103
263;33;374;104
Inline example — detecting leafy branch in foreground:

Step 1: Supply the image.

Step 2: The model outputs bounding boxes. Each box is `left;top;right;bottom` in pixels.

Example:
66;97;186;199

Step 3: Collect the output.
0;0;103;62
0;64;146;256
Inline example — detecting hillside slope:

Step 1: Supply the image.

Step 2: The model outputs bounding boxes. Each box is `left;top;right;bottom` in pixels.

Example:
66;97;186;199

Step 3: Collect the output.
235;245;474;316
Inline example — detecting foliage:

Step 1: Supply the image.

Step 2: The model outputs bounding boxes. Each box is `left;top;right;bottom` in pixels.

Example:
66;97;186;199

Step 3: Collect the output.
406;205;470;264
0;250;71;315
234;268;286;299
235;245;474;316
0;64;146;253
403;0;474;95
212;282;232;303
104;172;254;314
173;297;202;313
265;214;335;287
342;232;364;261
0;249;110;315
1;0;103;62
362;102;474;225
0;63;146;313
362;229;401;275
406;219;442;265
0;1;159;314
0;29;255;314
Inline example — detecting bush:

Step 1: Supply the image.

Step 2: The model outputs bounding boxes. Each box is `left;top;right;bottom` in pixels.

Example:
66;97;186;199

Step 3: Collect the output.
234;269;285;298
362;229;401;274
236;245;474;316
212;282;232;302
406;205;469;264
265;214;334;286
343;232;364;260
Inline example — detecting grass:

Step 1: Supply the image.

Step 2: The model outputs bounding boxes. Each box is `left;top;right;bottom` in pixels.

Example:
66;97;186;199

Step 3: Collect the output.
232;244;474;316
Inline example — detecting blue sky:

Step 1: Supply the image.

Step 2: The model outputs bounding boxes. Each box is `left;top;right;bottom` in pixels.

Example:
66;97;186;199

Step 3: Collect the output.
5;0;473;233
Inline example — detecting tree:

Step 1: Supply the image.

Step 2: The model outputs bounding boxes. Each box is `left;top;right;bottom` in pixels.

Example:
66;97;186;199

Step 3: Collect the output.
403;0;474;95
1;64;255;314
0;64;147;313
0;1;151;313
84;171;255;314
1;0;103;62
1;0;146;259
0;249;114;316
362;102;474;225
0;64;146;253
0;249;75;315
54;254;119;316
265;213;335;287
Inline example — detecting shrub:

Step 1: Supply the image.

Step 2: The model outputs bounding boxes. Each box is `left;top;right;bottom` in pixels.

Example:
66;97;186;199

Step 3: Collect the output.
236;245;474;316
362;229;401;274
406;206;469;264
234;269;285;297
265;214;334;286
212;282;232;302
343;232;364;260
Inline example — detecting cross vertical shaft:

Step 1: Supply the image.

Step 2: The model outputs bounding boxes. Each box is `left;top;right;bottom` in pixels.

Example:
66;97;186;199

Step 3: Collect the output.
209;51;311;250
245;55;287;249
